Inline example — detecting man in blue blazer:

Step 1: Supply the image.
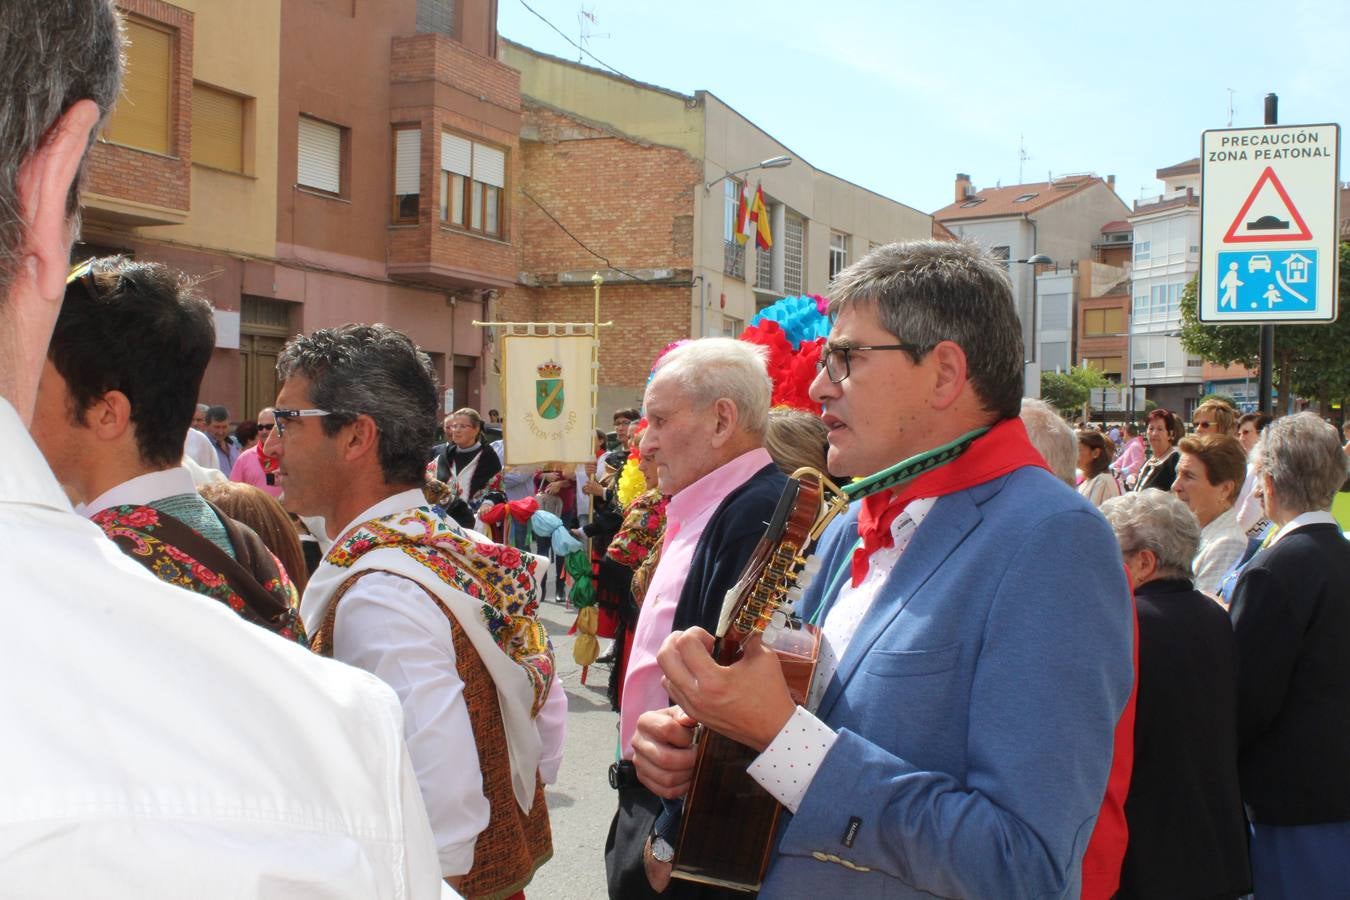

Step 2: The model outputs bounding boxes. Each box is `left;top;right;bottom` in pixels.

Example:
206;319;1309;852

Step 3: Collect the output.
633;240;1135;898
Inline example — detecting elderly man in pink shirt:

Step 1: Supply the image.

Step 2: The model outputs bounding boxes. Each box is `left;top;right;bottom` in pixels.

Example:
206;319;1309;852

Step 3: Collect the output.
604;338;787;899
229;407;283;498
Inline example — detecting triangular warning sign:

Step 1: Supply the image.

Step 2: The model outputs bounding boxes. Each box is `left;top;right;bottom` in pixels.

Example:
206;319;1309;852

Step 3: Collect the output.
1223;166;1313;243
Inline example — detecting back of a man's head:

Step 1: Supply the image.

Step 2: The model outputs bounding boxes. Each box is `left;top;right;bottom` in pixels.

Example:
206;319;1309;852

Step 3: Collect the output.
827;240;1025;421
49;256;215;468
1020;398;1077;485
277;323;439;487
0;1;122;298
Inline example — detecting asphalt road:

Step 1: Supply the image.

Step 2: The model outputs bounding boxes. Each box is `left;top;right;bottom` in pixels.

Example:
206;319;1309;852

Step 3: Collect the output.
530;596;621;899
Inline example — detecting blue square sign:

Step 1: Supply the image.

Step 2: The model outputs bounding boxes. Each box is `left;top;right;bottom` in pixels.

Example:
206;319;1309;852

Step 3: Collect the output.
1213;249;1318;316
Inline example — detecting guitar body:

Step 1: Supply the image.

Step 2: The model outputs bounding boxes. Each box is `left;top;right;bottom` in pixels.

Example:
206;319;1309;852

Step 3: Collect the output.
668;469;847;893
672;628;820;892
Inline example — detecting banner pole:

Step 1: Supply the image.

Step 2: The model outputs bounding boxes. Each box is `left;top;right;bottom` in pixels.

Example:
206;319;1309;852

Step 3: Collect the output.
591;272;604;440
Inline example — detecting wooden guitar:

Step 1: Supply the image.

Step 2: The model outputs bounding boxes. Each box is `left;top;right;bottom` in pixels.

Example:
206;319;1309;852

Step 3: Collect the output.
671;467;848;892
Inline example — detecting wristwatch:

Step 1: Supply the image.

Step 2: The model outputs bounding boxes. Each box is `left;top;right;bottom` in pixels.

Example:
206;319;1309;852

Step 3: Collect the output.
649;835;675;864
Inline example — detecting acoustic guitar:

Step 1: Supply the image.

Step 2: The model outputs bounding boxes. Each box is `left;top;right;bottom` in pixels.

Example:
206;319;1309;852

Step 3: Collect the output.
671;467;848;892
671;428;989;892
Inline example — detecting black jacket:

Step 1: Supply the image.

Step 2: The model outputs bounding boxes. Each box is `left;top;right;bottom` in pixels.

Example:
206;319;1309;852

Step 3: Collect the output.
1230;522;1350;825
1134;448;1180;493
1117;578;1251;899
671;463;788;634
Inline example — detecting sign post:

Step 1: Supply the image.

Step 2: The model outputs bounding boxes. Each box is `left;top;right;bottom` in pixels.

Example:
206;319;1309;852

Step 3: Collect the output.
1199;98;1340;411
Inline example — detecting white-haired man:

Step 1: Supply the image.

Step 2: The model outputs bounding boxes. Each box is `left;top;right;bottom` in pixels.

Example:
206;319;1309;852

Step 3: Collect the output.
0;3;444;895
604;337;787;899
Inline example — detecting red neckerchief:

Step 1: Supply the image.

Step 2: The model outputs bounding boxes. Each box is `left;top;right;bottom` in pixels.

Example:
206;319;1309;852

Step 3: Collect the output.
255;439;279;474
851;417;1050;587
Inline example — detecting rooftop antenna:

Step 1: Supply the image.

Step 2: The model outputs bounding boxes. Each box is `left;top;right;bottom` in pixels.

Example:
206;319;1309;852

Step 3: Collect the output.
1227;88;1235;127
577;5;610;63
1018;135;1031;184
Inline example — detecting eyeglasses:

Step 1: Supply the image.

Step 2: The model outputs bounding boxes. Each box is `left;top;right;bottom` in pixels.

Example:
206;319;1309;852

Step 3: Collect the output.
256;423;275;432
1194;420;1215;431
66;258;104;303
272;407;332;436
816;342;926;384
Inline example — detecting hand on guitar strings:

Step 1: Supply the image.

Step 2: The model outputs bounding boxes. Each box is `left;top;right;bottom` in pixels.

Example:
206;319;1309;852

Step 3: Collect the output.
632;705;699;799
657;626;797;754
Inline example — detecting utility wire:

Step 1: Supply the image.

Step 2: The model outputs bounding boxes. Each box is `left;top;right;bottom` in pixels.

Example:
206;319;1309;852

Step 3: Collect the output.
521;188;653;284
515;0;631;81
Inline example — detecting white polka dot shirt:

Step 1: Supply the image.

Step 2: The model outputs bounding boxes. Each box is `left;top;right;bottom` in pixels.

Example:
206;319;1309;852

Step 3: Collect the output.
748;498;935;813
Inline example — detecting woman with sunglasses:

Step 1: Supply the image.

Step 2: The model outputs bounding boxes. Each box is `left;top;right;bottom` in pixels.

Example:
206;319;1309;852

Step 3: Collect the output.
1135;408;1184;493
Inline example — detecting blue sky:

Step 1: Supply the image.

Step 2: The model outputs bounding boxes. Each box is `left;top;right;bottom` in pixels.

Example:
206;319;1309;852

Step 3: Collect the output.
499;0;1350;216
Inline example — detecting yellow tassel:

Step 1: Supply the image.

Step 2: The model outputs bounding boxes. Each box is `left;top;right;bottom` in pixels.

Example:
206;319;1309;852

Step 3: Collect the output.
616;456;647;508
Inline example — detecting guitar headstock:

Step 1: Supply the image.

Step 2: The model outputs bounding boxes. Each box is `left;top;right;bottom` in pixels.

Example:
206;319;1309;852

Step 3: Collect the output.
714;469;848;660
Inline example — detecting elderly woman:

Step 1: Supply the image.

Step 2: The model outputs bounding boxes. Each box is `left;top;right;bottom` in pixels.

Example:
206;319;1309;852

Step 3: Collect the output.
1229;412;1350;897
1134;408;1183;492
1077;430;1122;507
432;407;502;526
1099;490;1250;899
1171;433;1249;596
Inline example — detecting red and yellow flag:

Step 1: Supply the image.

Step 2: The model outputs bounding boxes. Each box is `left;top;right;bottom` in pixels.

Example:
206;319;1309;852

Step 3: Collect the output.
751;183;772;250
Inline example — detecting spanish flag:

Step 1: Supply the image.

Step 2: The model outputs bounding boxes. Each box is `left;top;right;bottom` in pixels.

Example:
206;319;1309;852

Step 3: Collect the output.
751;183;772;250
735;180;752;246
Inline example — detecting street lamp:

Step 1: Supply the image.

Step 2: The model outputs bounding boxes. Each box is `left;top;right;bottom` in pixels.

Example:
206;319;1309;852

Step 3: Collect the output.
1010;254;1053;387
704;155;793;193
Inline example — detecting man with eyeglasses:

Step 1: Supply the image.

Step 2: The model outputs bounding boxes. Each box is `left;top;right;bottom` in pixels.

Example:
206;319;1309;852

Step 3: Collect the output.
633;241;1134;898
0;3;446;895
227;407;283;497
265;323;564;897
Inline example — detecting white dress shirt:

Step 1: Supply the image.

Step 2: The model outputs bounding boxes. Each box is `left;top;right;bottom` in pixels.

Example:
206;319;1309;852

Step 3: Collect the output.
184;426;220;470
316;490;566;878
0;399;448;898
748;499;935;812
77;465;198;517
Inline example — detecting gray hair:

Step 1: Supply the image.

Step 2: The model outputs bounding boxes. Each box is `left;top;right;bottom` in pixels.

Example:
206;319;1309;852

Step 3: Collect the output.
1256;412;1348;514
1020;398;1076;485
827;240;1024;419
1101;490;1200;582
649;337;771;435
0;1;124;297
277;323;440;487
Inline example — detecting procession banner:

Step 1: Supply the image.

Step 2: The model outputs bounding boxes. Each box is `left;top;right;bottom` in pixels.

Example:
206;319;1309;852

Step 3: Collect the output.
500;333;593;465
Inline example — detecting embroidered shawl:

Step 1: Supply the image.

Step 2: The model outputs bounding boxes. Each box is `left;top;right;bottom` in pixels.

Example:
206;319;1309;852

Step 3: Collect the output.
91;504;304;643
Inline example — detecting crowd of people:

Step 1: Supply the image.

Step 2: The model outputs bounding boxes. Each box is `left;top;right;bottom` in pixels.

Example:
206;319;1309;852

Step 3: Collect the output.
3;4;1349;898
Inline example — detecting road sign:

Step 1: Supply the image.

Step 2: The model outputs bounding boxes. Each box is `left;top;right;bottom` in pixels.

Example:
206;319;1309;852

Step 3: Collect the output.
1200;123;1340;323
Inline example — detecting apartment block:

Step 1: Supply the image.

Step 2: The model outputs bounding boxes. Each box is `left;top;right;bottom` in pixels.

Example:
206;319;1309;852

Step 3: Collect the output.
79;0;512;421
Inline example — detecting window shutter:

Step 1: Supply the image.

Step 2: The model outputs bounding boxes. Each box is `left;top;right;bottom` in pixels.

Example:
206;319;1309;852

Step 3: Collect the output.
472;143;505;188
192;84;244;172
105;20;172;154
395;128;421;195
297;116;341;193
441;132;471;176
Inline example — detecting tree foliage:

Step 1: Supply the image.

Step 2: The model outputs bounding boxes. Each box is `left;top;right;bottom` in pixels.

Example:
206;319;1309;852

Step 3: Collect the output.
1041;365;1110;417
1179;242;1350;412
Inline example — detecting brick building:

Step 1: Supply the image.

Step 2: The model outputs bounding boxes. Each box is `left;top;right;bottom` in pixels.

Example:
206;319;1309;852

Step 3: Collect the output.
492;41;932;412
